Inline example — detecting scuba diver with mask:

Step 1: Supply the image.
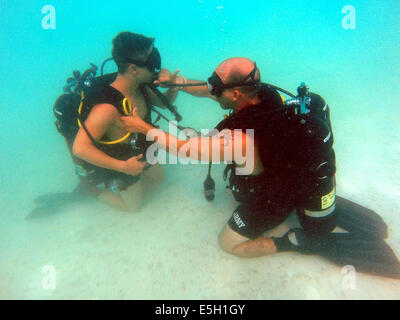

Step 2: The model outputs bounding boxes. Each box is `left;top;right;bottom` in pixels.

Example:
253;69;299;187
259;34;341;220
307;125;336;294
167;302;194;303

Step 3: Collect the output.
120;57;400;279
67;31;183;211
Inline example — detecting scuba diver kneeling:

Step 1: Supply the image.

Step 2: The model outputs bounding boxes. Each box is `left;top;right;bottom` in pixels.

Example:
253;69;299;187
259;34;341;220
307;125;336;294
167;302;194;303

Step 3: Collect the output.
54;32;185;212
120;57;400;279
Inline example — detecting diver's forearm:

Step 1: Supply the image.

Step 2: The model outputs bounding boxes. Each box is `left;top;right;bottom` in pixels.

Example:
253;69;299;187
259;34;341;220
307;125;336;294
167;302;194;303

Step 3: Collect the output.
143;125;215;162
73;143;125;173
142;124;185;156
180;80;210;98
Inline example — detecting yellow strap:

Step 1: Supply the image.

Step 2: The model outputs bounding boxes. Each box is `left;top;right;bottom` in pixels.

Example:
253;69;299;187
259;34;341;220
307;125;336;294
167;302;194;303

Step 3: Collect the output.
77;91;131;145
77;91;84;129
122;98;133;115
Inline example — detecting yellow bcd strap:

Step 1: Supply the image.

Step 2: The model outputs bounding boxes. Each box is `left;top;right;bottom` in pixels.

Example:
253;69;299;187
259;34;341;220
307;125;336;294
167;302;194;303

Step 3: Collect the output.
77;92;132;145
122;97;133;115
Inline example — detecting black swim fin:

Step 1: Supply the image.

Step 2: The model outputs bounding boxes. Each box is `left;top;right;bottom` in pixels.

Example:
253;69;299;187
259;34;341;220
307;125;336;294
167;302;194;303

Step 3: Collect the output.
26;183;92;219
335;196;388;239
273;229;400;279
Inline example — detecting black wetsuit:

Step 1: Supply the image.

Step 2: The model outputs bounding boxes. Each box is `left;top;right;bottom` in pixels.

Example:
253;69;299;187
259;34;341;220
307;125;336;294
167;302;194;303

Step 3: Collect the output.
216;88;336;239
74;78;155;193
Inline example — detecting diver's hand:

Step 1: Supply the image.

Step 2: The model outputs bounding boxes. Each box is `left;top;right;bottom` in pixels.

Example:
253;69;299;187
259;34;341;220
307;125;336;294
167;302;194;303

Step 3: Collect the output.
154;69;187;89
122;154;147;176
153;68;174;87
121;108;150;134
173;73;188;90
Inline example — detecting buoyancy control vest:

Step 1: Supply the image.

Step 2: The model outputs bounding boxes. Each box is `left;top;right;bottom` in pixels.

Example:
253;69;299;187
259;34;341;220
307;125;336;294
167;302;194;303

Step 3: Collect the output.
54;72;155;189
78;73;153;160
215;86;336;204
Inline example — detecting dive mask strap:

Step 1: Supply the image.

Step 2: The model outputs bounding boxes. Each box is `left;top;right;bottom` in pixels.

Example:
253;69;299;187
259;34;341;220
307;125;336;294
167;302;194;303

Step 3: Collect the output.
208;63;260;97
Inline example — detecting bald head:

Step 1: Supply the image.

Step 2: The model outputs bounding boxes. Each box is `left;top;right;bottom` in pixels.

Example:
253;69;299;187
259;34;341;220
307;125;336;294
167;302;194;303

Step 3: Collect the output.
215;57;260;84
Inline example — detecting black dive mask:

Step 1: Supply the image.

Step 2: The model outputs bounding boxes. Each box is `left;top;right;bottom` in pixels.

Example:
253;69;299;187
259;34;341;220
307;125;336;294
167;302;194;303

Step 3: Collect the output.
207;63;259;97
122;47;161;74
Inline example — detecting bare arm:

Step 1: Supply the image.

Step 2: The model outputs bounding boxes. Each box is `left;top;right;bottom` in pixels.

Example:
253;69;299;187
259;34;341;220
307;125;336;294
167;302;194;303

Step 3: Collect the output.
148;70;216;108
179;80;216;100
121;108;257;174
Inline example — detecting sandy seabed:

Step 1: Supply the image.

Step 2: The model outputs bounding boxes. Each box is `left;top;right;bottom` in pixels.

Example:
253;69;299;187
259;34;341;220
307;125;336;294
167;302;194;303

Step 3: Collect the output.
1;90;399;300
1;158;399;300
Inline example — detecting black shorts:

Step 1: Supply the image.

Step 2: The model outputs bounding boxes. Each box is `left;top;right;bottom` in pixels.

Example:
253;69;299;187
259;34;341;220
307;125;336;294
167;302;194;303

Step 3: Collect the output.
228;176;337;239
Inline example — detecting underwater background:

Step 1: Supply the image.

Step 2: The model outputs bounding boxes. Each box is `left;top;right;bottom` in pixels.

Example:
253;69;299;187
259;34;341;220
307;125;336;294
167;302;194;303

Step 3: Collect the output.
0;0;399;299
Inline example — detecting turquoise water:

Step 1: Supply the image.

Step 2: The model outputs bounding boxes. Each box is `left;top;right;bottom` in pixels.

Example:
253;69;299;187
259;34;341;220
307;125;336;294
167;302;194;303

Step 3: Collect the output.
1;0;399;299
